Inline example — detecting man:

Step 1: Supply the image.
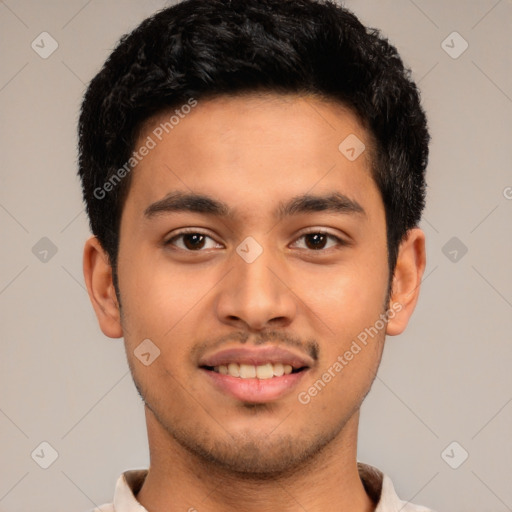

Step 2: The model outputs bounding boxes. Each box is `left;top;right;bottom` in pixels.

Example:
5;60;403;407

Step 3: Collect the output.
79;0;434;510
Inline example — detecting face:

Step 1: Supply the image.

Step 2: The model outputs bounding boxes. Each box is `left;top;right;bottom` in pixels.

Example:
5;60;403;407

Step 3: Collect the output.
98;94;404;474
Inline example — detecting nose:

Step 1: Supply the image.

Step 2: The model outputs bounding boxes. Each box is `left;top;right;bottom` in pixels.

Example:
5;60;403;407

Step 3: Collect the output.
214;242;297;332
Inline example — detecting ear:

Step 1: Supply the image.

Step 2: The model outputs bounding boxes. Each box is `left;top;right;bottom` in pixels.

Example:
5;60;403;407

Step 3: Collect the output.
83;236;123;338
386;228;426;336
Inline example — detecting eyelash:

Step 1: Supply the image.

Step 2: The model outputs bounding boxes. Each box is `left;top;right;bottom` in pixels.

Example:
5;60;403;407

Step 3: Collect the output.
164;229;347;252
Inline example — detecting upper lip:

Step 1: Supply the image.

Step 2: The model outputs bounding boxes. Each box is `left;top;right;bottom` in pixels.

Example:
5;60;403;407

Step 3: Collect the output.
199;345;315;370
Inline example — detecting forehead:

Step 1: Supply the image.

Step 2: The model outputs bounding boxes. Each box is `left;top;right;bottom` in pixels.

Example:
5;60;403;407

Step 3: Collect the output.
140;92;372;162
123;93;380;222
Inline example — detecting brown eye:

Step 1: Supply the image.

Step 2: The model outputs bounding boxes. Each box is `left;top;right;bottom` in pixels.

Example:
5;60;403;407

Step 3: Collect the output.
182;234;206;250
304;233;328;250
292;231;345;251
165;232;222;251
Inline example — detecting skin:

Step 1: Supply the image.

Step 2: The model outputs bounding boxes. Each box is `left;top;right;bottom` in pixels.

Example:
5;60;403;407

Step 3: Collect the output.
83;93;426;512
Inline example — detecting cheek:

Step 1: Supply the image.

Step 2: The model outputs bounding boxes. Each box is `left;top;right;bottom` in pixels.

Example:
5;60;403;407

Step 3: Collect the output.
295;271;387;413
117;245;209;336
297;256;388;338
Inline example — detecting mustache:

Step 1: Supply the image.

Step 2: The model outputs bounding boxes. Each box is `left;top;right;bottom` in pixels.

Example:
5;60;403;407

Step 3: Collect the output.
191;329;319;362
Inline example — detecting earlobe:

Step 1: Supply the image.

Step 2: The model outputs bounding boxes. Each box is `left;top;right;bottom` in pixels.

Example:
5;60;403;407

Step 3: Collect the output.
386;228;426;336
83;236;123;338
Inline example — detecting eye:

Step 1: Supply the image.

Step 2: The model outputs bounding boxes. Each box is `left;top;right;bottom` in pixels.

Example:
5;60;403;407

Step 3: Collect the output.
291;231;346;251
164;229;347;252
165;230;223;251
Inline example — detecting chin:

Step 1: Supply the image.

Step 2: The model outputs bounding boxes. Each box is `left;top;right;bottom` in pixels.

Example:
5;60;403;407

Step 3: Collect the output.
172;425;340;478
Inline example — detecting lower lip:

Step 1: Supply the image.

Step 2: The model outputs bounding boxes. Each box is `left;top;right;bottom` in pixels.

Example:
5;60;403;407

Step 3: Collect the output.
201;368;309;403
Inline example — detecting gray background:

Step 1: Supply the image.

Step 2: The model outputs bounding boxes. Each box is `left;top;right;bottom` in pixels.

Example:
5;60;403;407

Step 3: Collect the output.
0;1;511;511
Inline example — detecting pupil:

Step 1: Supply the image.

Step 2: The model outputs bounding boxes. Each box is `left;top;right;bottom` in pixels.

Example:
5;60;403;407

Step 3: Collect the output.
185;234;205;250
306;233;326;250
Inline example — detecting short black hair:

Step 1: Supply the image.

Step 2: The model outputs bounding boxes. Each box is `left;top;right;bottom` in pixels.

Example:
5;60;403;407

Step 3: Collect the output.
78;0;429;294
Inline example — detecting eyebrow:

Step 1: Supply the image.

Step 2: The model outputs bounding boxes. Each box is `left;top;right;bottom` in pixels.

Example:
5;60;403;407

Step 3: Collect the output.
144;191;366;220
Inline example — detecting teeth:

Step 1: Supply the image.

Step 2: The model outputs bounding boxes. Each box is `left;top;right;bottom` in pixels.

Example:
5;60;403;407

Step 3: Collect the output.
256;363;273;379
227;363;240;377
239;364;256;378
212;362;298;379
273;362;284;377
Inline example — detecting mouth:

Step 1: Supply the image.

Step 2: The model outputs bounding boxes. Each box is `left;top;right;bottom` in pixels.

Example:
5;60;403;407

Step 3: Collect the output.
198;346;313;403
202;362;308;379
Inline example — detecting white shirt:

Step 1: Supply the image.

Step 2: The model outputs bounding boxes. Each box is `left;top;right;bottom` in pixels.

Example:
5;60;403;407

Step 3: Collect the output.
89;462;435;512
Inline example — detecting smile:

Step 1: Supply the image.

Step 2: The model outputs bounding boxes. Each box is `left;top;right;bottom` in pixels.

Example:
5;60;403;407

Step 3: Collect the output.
205;362;306;379
198;345;314;402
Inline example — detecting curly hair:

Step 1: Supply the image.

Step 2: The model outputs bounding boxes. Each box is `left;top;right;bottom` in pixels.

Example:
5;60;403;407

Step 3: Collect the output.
78;0;429;289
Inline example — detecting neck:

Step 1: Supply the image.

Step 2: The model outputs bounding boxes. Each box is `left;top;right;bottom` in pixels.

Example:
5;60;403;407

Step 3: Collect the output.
136;407;375;512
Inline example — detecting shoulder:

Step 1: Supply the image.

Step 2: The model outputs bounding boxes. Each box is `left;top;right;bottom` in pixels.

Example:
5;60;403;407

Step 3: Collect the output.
357;462;437;512
381;473;437;512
